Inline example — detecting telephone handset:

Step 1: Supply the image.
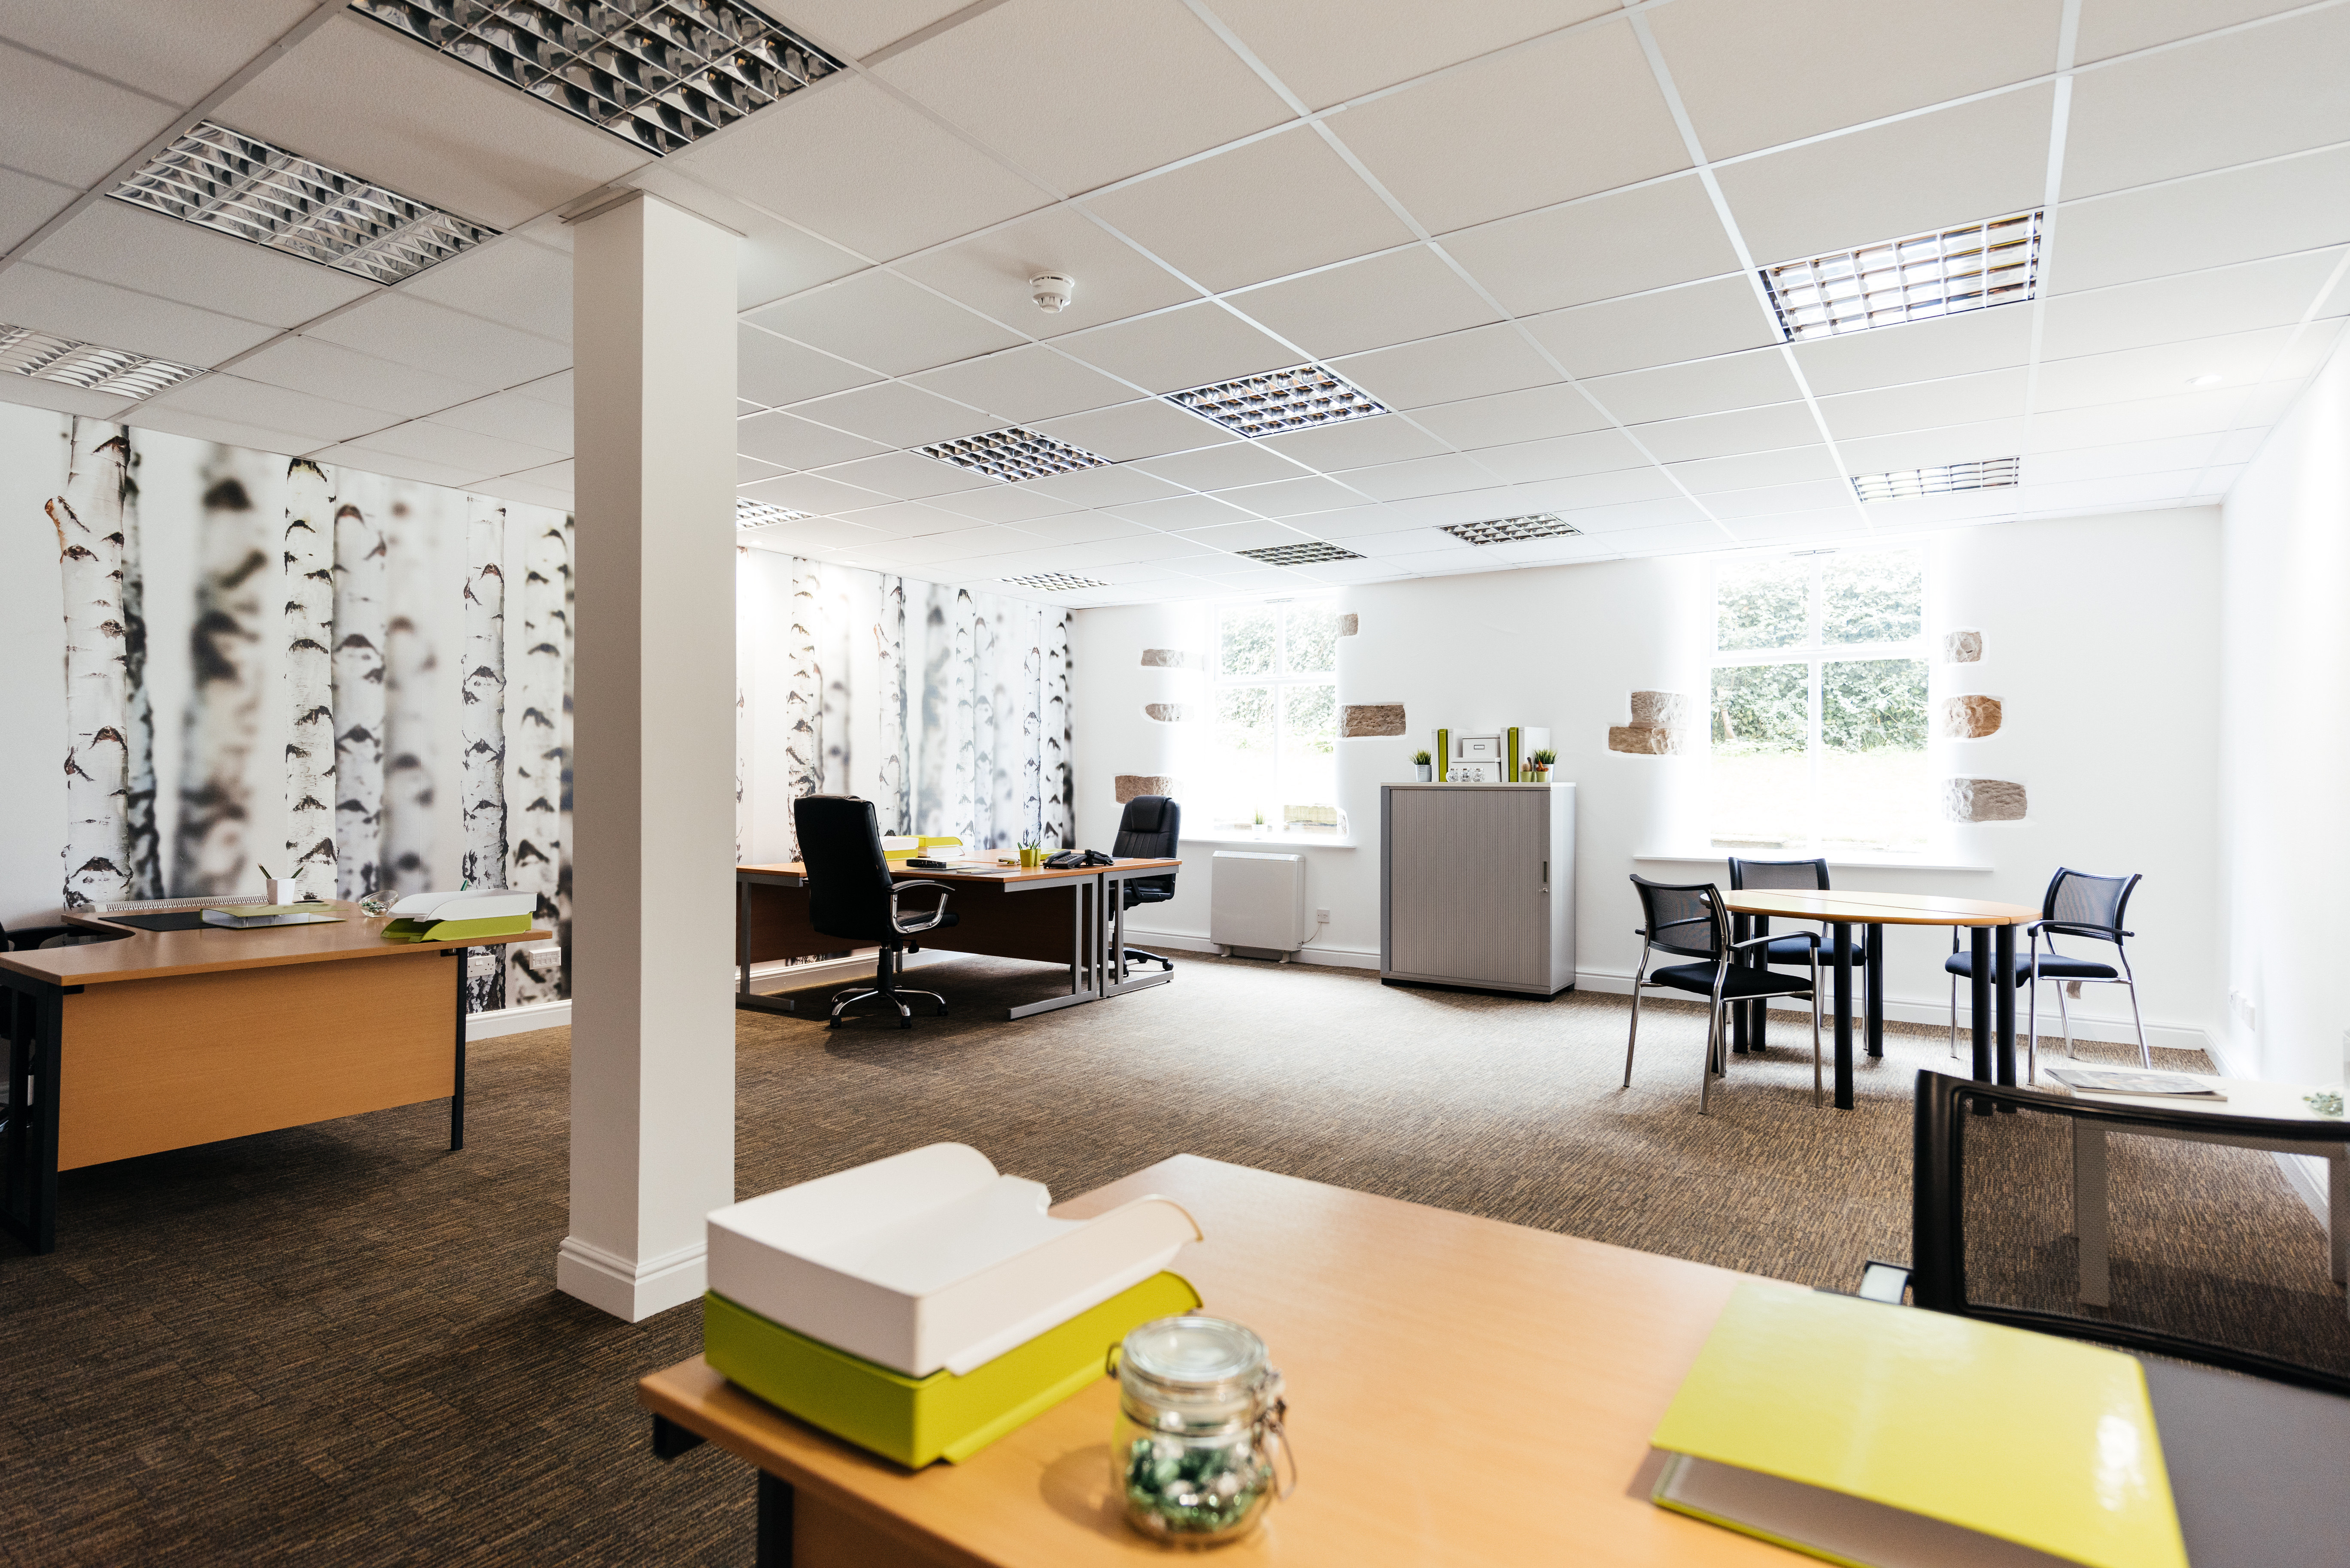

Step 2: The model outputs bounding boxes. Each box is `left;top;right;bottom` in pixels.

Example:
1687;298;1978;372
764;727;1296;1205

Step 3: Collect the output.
1044;849;1114;869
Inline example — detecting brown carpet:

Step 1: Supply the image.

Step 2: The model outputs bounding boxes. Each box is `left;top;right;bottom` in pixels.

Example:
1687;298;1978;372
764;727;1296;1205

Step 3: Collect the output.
2;954;2334;1564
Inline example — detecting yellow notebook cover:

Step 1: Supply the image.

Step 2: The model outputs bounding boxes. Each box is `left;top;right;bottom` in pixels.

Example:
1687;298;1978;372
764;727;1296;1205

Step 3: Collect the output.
1650;1285;2186;1568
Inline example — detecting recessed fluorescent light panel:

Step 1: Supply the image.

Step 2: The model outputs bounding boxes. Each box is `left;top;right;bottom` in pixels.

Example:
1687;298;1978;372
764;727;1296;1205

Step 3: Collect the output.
109;122;493;285
1441;513;1582;546
1168;364;1388;437
920;428;1108;483
1850;457;2021;502
1002;572;1109;591
1235;541;1364;566
351;0;842;155
1761;212;2041;341
735;499;812;528
0;324;202;402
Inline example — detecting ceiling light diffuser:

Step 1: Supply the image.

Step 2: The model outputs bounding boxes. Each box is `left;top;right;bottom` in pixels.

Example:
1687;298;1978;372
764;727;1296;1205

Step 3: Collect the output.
920;427;1108;483
1440;513;1582;546
735;498;813;528
0;324;203;402
109;122;493;285
1002;572;1109;591
1761;212;2041;341
1850;456;2021;502
1234;540;1365;566
1167;364;1388;437
351;0;842;156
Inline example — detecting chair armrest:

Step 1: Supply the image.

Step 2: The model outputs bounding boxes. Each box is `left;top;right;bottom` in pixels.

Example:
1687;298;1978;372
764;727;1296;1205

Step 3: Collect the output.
1732;930;1814;952
890;880;953;934
5;924;76;951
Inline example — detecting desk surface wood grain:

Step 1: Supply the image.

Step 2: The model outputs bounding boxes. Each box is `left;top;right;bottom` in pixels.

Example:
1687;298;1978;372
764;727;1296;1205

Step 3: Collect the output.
639;1155;1788;1566
0;901;547;987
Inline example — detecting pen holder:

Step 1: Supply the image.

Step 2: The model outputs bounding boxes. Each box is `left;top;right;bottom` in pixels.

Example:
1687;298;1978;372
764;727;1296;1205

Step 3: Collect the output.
264;876;297;904
1020;846;1045;868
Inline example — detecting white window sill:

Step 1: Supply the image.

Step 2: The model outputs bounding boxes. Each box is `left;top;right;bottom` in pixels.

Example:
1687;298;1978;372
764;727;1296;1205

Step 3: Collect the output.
1636;851;1992;873
1183;833;1357;850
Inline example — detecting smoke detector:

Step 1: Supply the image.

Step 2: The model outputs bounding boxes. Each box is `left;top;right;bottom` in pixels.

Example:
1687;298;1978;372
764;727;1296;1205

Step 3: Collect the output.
1030;273;1074;314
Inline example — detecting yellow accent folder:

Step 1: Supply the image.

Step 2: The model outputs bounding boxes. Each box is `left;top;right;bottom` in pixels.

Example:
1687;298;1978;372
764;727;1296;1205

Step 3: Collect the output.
1650;1285;2187;1568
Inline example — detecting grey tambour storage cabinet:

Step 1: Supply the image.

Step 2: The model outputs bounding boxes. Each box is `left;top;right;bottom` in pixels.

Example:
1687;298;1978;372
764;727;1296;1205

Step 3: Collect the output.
1380;783;1576;996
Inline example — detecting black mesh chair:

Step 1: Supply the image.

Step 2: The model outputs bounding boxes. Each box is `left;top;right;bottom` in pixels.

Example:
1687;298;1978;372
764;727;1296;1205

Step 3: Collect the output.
1111;795;1180;972
792;794;957;1029
1625;874;1823;1113
1946;868;2147;1078
1726;856;1868;1017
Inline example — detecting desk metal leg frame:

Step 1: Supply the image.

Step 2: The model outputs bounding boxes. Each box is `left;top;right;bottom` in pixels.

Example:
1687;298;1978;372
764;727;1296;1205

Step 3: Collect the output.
1831;921;1854;1110
2;973;67;1254
735;877;797;1016
1100;867;1175;1003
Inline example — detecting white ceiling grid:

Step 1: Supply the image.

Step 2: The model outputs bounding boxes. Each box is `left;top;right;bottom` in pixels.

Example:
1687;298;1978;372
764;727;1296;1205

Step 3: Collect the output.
0;0;2343;595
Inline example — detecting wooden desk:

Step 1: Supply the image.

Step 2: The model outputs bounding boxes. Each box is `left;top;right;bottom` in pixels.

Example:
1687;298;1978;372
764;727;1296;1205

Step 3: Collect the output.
735;859;1181;1021
0;901;544;1254
1719;889;2039;1109
640;1154;1791;1567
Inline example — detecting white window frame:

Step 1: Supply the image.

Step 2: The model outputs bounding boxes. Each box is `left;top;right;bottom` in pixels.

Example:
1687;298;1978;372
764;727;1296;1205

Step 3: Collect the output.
1208;596;1339;829
1706;546;1930;853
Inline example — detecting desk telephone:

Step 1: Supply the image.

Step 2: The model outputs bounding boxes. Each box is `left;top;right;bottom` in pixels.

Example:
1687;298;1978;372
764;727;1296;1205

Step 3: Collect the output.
1044;849;1114;869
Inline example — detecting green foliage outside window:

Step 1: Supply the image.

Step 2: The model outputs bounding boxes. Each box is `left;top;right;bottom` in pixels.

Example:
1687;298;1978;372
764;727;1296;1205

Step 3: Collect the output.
1220;606;1276;676
1712;663;1808;752
1716;556;1808;650
1822;552;1923;645
1822;659;1928;751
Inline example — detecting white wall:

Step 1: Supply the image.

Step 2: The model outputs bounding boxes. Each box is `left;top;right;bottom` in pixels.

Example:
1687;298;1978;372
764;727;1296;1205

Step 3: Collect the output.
1071;509;2225;1052
2218;333;2350;1088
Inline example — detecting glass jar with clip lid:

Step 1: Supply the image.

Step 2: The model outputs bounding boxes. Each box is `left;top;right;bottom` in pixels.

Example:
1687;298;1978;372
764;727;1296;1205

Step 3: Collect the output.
1111;1314;1297;1545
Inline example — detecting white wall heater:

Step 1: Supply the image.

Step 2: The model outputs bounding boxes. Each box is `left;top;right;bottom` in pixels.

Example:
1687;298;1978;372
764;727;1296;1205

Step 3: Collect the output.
1209;851;1309;959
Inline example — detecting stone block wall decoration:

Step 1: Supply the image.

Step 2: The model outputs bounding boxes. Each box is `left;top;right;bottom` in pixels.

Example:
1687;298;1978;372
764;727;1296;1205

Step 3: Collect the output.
1942;629;1983;663
1115;773;1182;804
1143;703;1190;722
1609;691;1689;755
1339;703;1406;737
1936;695;2002;739
1337;613;1358;637
1943;778;2026;822
1140;648;1201;669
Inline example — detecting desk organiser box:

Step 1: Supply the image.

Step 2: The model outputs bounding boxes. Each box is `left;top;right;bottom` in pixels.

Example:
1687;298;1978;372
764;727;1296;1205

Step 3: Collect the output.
705;1143;1202;1465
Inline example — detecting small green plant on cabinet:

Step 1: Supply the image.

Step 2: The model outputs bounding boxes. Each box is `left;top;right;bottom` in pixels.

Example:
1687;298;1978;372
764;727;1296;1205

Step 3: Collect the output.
1529;748;1558;768
1252;809;1265;825
1411;749;1431;764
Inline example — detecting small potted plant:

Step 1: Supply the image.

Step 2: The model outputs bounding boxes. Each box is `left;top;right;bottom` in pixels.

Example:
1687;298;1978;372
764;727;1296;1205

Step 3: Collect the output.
1412;749;1432;782
1251;809;1269;839
1526;748;1557;783
1017;836;1044;868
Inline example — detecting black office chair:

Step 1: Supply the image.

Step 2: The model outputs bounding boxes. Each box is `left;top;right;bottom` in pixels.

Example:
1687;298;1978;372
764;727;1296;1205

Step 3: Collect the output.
1727;857;1868;1029
1945;868;2147;1078
1625;875;1824;1113
791;794;957;1029
1111;795;1180;972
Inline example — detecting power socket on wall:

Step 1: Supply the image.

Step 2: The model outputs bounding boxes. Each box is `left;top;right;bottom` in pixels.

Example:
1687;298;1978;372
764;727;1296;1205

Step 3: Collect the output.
468;952;502;979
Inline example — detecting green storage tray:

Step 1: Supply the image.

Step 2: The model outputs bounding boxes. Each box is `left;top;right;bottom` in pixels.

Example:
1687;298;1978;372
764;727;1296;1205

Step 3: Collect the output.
704;1271;1201;1468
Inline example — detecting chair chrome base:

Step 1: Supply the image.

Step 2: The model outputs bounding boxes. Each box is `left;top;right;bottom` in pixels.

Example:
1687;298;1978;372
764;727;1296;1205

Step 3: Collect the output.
827;946;947;1029
1120;946;1174;972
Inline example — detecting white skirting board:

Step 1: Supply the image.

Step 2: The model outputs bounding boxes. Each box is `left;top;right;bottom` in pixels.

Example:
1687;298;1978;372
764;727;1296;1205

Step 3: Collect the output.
468;951;893;1037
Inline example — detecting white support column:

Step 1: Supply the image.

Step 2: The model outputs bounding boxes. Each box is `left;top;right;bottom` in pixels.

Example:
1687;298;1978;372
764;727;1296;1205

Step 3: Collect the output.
560;192;738;1321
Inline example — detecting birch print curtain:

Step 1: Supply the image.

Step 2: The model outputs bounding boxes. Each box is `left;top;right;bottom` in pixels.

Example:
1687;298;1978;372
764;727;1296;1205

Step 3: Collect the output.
737;551;1072;864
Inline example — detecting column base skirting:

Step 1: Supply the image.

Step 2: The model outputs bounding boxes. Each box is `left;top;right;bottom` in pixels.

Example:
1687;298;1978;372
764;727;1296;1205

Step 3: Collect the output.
556;1234;706;1322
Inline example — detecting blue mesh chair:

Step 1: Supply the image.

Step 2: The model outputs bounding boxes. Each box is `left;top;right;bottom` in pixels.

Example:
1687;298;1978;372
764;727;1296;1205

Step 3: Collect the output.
1625;874;1824;1113
1945;868;2147;1078
1727;856;1869;1017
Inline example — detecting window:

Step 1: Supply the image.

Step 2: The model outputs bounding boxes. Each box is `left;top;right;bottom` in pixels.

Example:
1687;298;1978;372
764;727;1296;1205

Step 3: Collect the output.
1208;599;1339;831
1708;549;1930;853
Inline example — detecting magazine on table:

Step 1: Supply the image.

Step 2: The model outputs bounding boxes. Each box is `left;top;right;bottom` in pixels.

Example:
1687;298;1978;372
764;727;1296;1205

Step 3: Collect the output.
2044;1067;2225;1100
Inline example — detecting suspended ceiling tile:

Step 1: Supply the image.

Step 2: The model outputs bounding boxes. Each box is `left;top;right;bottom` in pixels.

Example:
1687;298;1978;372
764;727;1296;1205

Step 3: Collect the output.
470;471;572;510
989;510;1160;546
923;482;1087;524
2025;433;2223;482
1664;444;1842;492
1407;382;1612;449
738;453;787;483
738;515;887;552
1789;305;2034;396
1208;473;1366;518
21;199;376;328
815;450;992;502
1309;503;1452;538
1041;529;1224;568
1255;413;1449;470
1105;493;1261;531
0;0;316;106
1327;321;1558;410
1725;510;1872;545
1014;464;1189;509
0;261;276;364
307;293;568;387
1208;0;1612;111
214;15;645;230
2039;249;2347;359
1439;176;1740;317
1716;85;2053;266
1054;300;1297;394
2032;326;2295;410
2048;145;2350;291
847;525;1030;564
309;440;480;488
906;344;1141;425
512;369;571;406
2062;6;2350;198
896;206;1198;339
1337;523;1476;557
1228;246;1500;361
142;370;393;444
1524;275;1778;380
1696;477;1856;519
1083;128;1415;295
1647;0;2061;160
1628;400;1824;461
1468;427;1649;485
1816;366;2028;440
2014;469;2204;511
1128;440;1306;492
738;468;896;514
1284;555;1418;583
1834;418;2025;473
792;379;996;447
401;237;572;345
125;402;317;453
1371;488;1537;528
1511;465;1680;511
1333;19;1690;234
0;39;182;186
778;0;975;59
1580;346;1805;425
871;0;1290;197
356;416;563;477
737;324;881;407
0;167;85;253
736;410;892;470
732;219;868;313
233;334;498;418
669;76;1047;261
1337;453;1508;503
744;269;1024;377
425;389;573;452
0;372;128;419
1033;397;1230;463
1556;498;1711;535
2073;0;2306;62
827;499;978;540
